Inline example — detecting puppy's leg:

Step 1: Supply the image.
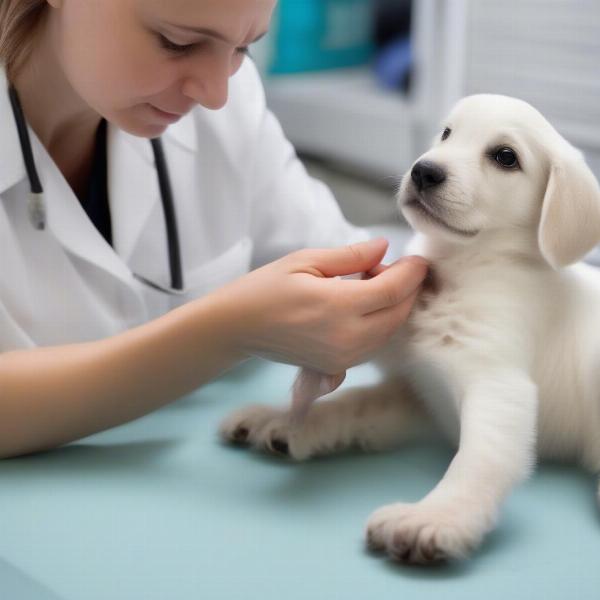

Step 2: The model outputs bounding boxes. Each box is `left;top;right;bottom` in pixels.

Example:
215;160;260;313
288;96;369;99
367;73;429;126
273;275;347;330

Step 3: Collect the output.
367;368;537;564
219;378;431;460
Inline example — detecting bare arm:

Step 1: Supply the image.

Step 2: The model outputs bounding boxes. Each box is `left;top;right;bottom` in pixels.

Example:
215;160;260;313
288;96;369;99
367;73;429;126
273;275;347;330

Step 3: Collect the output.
0;239;428;459
0;294;244;458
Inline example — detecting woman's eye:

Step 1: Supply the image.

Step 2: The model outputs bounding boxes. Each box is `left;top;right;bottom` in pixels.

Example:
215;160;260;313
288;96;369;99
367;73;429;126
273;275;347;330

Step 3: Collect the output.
441;127;451;141
158;34;249;57
159;34;195;55
495;147;519;168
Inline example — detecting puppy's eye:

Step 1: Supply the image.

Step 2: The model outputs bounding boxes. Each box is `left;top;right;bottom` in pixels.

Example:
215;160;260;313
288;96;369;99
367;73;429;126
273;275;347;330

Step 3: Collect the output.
441;127;451;141
495;147;519;169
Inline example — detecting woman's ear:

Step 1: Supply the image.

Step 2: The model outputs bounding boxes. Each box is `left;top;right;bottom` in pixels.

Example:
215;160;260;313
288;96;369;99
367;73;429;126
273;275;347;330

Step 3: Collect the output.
538;143;600;269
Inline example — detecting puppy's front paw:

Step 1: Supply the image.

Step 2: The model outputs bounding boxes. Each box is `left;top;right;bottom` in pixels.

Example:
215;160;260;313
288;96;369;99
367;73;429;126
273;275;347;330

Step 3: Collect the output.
366;500;493;564
219;404;312;460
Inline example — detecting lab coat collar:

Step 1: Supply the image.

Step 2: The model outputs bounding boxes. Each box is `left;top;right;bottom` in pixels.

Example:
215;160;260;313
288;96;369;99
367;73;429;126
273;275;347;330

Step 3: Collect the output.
107;123;160;264
0;68;26;195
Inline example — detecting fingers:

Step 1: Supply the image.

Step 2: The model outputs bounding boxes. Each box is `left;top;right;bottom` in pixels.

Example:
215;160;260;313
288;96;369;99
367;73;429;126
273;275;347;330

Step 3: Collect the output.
365;287;421;336
361;263;389;280
293;238;389;278
344;256;429;314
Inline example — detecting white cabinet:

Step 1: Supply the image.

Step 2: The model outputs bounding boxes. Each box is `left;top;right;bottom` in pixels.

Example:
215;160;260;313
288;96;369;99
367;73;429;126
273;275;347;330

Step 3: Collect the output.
265;68;413;177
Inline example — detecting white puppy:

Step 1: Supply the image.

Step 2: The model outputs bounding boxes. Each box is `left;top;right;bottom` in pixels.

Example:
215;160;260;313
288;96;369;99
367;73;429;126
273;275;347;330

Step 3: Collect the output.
220;94;600;564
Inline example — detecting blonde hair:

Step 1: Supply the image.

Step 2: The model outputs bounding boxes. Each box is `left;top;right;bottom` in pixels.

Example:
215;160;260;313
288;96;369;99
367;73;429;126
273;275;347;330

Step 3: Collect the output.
0;0;49;82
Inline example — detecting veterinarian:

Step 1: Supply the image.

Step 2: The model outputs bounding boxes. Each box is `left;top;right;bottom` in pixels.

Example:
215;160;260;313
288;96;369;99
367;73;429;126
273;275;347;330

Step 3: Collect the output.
0;0;428;458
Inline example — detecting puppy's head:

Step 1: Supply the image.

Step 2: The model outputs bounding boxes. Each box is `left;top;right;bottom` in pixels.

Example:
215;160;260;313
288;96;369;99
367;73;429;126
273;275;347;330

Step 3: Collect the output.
397;94;600;268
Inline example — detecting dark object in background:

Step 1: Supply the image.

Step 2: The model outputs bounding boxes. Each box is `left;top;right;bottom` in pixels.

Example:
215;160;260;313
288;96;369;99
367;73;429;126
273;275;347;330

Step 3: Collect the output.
373;0;413;93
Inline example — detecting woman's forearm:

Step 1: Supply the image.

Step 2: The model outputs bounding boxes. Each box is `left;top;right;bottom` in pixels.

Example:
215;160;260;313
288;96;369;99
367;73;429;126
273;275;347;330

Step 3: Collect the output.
0;294;246;458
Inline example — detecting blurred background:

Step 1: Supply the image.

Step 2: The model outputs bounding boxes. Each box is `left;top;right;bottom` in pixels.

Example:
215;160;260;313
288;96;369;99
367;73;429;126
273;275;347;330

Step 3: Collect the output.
250;0;600;252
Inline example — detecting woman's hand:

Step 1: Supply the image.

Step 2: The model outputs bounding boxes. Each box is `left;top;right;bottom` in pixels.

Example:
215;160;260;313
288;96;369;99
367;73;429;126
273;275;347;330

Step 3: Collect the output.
213;238;428;374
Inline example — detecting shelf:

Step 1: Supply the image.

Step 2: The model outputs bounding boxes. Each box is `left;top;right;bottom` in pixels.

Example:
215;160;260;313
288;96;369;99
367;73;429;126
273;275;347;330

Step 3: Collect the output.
264;68;416;178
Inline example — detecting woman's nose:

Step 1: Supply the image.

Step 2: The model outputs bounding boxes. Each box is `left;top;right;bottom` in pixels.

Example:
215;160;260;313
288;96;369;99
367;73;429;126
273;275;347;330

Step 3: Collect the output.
181;58;231;110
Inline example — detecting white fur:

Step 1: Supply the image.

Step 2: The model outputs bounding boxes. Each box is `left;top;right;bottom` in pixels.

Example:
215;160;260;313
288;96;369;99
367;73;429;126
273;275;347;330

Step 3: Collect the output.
220;94;600;565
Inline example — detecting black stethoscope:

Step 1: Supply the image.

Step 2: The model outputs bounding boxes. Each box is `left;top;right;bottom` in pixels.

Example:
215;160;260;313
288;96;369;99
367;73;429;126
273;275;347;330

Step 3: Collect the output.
7;84;185;294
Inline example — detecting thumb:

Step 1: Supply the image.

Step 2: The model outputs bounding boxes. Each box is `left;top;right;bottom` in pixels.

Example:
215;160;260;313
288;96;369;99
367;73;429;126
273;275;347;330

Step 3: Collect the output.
305;237;389;278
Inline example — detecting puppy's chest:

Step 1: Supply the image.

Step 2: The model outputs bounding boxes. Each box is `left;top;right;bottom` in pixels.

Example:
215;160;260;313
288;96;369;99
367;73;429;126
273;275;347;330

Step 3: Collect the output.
405;273;478;355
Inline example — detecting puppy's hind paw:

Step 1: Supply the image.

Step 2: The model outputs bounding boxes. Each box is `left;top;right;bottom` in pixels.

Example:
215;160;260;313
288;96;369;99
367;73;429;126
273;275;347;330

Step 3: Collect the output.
219;404;283;446
219;404;312;461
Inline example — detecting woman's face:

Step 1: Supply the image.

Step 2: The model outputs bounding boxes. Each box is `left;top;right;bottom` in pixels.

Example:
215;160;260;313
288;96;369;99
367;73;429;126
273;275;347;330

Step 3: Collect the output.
46;0;276;137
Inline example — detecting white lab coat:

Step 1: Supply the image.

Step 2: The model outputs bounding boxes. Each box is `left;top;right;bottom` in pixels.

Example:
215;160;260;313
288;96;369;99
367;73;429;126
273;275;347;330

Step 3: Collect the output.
0;60;368;351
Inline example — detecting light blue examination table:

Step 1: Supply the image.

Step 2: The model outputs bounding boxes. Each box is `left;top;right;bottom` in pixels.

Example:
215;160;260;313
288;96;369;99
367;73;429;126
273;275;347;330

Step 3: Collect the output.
3;225;600;599
1;357;599;600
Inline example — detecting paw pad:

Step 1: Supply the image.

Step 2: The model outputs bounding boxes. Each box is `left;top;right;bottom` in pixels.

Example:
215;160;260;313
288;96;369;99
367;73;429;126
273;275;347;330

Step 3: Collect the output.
268;438;290;456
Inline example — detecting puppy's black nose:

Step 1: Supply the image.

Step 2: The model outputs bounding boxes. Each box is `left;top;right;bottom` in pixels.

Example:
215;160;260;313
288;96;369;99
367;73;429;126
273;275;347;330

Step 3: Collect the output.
411;161;447;191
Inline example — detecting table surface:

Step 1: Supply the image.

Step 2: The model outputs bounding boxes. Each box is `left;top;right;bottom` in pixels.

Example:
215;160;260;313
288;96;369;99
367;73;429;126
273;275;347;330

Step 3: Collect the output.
1;359;600;600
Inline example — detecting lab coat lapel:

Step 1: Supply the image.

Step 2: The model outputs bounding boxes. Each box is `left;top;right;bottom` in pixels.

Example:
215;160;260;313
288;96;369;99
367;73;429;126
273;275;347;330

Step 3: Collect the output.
33;136;138;287
1;68;142;299
107;124;162;264
108;113;198;282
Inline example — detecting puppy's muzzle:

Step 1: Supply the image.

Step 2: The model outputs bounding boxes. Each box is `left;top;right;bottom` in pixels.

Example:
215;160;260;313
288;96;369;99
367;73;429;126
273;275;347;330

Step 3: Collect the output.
411;161;447;192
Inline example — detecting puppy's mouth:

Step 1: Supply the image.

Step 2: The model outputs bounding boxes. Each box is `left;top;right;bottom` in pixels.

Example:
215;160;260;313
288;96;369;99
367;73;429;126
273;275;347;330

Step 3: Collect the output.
404;197;479;238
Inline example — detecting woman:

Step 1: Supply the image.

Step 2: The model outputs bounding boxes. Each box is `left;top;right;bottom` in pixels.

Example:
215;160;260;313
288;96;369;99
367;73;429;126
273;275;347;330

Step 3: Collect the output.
0;0;427;458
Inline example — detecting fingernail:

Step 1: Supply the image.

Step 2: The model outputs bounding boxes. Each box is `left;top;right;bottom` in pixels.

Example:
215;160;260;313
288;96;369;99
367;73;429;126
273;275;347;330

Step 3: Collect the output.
364;237;388;247
399;255;429;267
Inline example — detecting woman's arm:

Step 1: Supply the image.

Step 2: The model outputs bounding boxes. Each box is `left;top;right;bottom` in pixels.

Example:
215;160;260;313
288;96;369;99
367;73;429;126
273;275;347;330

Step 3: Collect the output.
0;293;244;458
0;238;427;459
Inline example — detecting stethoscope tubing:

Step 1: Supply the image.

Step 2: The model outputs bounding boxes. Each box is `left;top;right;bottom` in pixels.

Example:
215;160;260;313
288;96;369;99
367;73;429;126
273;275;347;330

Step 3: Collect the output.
151;137;183;291
8;85;46;230
7;84;184;292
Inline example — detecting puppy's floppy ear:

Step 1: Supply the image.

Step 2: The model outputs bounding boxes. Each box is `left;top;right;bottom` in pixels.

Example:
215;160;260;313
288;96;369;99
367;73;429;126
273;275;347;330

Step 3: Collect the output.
538;142;600;269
